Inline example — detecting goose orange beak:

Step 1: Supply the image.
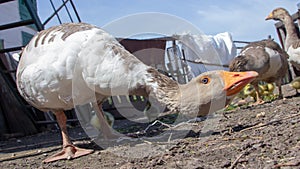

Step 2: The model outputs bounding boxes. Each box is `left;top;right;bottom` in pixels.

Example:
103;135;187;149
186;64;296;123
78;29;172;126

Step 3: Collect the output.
221;71;258;96
265;13;273;20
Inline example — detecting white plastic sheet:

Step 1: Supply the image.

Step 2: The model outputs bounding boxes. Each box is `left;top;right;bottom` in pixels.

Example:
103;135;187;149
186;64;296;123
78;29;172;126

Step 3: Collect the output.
176;32;237;77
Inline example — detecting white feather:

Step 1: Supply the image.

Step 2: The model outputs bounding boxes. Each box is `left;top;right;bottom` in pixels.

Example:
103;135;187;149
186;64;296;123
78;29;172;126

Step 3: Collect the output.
263;47;282;77
16;24;154;110
287;46;300;70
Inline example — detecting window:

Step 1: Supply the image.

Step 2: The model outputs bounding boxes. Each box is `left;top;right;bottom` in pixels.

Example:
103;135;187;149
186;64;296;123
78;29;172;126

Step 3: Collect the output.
19;0;37;29
21;31;33;46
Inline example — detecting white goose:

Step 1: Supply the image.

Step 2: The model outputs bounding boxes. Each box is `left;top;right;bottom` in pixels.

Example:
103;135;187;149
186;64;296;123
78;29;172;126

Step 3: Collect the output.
266;7;300;74
16;23;258;163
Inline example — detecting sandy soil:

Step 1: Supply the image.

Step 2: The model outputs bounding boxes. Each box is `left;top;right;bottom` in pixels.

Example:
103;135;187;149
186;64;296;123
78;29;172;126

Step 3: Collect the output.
0;84;299;169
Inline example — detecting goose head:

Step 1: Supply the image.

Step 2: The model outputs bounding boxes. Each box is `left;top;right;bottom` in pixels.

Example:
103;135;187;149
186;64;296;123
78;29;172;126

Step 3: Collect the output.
265;7;291;22
166;70;258;117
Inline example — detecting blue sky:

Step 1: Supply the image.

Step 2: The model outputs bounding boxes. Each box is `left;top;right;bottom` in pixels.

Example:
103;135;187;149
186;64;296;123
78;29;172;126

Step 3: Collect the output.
37;0;298;42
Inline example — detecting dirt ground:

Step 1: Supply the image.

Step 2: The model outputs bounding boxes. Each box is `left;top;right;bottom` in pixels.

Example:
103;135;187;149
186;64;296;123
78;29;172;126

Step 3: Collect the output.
0;84;300;169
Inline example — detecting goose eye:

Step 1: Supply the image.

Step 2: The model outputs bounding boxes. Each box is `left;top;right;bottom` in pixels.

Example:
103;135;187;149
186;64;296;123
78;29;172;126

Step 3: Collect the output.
201;77;209;84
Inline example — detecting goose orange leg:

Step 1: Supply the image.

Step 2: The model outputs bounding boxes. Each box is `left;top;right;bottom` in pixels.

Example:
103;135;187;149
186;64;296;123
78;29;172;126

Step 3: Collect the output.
43;111;94;163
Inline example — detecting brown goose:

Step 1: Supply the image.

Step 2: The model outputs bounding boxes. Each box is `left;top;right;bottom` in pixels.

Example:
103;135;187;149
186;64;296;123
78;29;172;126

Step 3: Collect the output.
229;39;288;104
16;23;258;162
266;7;300;74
